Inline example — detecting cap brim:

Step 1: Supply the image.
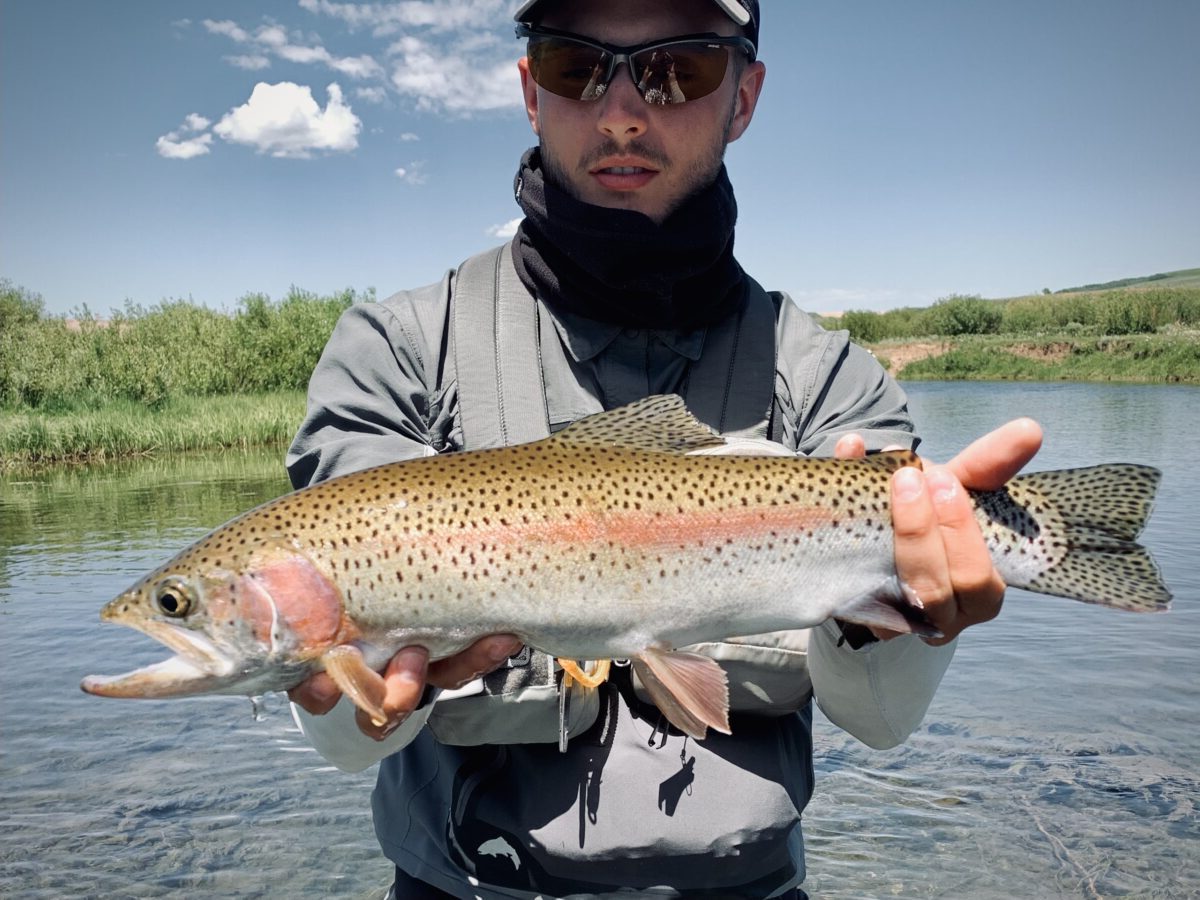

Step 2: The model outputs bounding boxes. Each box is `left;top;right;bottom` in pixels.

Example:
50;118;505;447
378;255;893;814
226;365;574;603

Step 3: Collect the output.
710;0;751;26
515;0;750;27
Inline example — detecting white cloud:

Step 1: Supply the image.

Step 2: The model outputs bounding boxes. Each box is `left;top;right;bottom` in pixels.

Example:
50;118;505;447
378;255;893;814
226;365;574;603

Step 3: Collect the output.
203;19;251;43
156;133;213;159
329;53;385;79
204;17;384;81
394;160;428;185
213;82;361;159
486;217;522;238
195;3;522;119
276;43;333;64
299;0;509;37
388;35;519;112
156;113;215;159
355;86;389;104
398;131;419;141
226;53;272;70
254;24;290;48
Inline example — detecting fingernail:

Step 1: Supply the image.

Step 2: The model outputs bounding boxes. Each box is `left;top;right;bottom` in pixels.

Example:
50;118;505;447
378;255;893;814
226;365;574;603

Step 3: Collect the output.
926;467;958;504
894;466;924;502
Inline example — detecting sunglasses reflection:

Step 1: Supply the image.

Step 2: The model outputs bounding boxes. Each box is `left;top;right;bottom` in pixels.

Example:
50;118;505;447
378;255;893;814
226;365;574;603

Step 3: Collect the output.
579;51;685;105
637;51;685;105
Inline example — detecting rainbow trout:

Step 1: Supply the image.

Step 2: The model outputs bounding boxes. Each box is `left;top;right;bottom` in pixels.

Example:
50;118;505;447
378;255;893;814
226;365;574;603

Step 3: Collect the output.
82;395;1170;738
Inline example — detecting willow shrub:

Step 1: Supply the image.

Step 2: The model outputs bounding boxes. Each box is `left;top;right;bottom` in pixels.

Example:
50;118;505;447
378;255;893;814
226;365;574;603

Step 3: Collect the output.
0;286;370;409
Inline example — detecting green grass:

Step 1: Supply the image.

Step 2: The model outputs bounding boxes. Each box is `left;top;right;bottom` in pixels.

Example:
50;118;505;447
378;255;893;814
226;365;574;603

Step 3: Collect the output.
0;391;307;469
0;280;358;469
831;286;1200;344
899;333;1200;383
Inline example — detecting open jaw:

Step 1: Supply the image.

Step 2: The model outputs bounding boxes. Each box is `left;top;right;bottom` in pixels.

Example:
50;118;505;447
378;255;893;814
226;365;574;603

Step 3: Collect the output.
80;619;236;698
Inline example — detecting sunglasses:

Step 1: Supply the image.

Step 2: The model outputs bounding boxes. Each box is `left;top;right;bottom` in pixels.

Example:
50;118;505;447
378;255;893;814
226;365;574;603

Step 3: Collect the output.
517;24;755;105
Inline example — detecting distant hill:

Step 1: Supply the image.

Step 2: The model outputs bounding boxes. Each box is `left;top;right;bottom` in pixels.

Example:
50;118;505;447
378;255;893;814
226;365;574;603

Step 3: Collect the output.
1054;267;1200;293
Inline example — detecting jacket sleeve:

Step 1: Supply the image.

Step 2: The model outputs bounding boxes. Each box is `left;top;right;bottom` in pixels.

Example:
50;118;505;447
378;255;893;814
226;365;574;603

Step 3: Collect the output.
807;621;955;749
286;298;445;770
285;300;443;489
773;298;915;457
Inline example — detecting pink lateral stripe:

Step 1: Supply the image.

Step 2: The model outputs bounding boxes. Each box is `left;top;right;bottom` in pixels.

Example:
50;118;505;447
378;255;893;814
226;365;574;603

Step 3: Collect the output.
402;501;838;556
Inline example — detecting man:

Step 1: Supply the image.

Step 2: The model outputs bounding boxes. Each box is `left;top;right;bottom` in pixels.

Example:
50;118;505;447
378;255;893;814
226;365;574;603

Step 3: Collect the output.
287;1;1041;896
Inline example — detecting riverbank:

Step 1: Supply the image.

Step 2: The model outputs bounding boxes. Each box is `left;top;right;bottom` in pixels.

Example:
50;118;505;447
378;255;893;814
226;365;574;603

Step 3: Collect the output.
4;332;1197;471
869;331;1200;383
0;392;305;471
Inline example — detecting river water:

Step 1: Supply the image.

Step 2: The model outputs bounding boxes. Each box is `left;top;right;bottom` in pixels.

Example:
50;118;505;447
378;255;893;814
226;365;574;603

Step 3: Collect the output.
1;382;1196;898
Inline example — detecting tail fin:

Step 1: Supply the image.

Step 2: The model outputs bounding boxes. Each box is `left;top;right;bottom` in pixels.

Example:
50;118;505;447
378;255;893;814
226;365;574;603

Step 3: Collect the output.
1003;464;1171;612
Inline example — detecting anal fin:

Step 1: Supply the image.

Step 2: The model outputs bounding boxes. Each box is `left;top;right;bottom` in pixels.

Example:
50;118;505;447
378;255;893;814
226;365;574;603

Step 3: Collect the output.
321;645;388;726
632;648;730;740
558;658;612;689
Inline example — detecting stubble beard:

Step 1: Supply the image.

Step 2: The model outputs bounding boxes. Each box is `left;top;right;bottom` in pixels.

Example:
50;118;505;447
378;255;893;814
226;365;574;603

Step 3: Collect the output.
538;100;736;224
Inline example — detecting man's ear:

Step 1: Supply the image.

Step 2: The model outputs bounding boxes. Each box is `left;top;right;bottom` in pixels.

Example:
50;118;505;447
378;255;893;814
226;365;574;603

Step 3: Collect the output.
726;60;766;144
518;57;541;136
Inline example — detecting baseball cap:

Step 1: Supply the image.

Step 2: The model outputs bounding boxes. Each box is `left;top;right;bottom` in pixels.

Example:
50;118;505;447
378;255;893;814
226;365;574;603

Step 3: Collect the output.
513;0;760;51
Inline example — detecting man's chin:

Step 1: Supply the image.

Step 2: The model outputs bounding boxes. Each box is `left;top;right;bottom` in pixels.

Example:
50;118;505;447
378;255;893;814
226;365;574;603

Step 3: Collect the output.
588;191;667;222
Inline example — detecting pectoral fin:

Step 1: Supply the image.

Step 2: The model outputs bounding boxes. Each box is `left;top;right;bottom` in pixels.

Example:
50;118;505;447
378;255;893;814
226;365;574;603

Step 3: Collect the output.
321;645;388;726
836;576;942;638
632;648;730;740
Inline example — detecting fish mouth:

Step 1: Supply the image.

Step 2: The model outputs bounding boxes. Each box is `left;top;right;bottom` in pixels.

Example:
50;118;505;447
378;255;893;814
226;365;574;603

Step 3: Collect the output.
81;619;237;698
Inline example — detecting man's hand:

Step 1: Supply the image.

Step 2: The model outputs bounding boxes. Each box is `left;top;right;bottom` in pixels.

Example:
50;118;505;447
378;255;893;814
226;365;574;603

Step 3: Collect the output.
834;418;1043;644
289;635;523;741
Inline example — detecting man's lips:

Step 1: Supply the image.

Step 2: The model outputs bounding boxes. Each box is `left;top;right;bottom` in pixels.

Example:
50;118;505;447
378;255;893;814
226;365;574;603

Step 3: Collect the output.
590;161;660;191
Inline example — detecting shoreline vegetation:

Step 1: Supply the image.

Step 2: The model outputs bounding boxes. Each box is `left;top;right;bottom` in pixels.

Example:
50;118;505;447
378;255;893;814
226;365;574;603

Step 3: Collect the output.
2;272;1198;470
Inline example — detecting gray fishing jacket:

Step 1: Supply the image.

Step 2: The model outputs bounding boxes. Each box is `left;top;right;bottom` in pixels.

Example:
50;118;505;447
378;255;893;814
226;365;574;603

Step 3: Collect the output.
287;243;955;899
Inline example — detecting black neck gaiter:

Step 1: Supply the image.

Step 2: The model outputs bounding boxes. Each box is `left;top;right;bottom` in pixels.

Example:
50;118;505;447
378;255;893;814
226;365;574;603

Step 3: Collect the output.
511;147;746;331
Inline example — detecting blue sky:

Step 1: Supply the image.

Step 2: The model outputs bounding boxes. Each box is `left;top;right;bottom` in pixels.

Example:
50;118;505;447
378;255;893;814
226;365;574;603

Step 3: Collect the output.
2;0;1197;317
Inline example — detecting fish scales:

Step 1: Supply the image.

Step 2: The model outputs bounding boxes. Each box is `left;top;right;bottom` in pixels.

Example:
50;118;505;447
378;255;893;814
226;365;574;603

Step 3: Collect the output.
168;443;902;658
82;394;1172;739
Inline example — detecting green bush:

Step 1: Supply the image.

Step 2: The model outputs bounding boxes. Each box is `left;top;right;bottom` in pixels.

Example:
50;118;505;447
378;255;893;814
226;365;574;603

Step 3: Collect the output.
840;310;886;343
231;287;359;392
925;295;1003;336
0;279;43;331
840;307;932;342
0;284;371;410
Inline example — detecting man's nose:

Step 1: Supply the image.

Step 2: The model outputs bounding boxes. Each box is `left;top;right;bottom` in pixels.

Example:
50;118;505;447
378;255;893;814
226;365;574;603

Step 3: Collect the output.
596;62;650;140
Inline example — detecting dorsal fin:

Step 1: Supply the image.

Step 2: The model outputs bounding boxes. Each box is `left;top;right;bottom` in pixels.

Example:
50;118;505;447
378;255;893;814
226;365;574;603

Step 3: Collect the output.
553;394;726;455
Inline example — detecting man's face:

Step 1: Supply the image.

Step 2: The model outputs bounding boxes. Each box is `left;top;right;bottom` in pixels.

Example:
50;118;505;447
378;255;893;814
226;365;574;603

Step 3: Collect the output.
519;0;766;224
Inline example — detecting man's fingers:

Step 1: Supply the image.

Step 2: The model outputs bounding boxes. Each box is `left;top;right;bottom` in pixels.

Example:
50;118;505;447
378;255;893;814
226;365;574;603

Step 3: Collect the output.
427;635;522;690
946;417;1043;491
287;671;342;715
891;465;952;622
922;466;1005;643
834;433;866;459
354;646;429;741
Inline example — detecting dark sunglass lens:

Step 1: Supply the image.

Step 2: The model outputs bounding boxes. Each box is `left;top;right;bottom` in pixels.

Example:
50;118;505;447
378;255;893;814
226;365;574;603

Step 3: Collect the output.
530;39;611;101
632;43;729;104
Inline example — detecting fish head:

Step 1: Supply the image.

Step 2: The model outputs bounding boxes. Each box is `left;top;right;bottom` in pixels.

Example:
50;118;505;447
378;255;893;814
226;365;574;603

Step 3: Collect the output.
82;534;349;700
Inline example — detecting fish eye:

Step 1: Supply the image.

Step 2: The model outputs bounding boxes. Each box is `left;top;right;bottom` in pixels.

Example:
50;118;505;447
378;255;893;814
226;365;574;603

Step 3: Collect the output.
154;579;193;618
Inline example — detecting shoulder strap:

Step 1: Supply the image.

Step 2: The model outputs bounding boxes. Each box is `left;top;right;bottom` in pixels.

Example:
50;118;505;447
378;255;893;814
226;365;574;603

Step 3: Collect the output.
683;276;777;438
453;242;550;450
